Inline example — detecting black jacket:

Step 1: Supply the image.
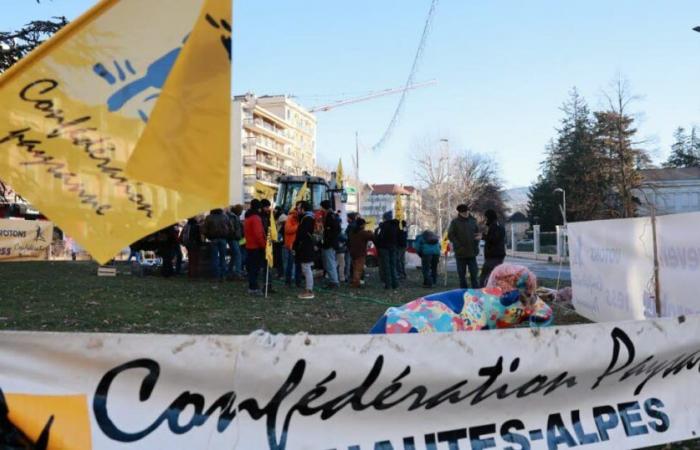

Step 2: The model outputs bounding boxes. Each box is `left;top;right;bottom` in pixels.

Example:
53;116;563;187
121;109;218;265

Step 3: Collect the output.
294;213;316;263
375;219;400;249
484;221;506;258
322;210;340;250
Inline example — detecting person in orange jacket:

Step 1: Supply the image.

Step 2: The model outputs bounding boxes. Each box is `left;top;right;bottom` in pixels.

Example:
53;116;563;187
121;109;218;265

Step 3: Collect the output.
283;204;301;287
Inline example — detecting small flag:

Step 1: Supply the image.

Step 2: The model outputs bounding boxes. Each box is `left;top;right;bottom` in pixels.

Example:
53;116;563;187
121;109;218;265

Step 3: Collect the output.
294;181;309;204
266;201;277;267
336;159;344;190
395;192;405;229
0;0;232;264
254;181;277;201
441;231;449;255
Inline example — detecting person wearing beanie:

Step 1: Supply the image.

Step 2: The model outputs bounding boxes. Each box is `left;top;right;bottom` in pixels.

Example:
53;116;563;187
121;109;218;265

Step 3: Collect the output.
448;204;480;288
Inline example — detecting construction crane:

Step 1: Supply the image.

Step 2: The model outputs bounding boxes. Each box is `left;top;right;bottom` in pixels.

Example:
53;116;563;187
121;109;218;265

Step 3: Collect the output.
307;79;437;113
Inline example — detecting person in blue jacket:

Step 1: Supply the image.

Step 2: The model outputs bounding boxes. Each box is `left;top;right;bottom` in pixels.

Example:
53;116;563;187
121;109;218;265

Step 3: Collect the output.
414;229;441;288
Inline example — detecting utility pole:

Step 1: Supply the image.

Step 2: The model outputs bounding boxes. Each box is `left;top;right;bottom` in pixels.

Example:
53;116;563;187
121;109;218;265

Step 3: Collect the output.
355;131;360;213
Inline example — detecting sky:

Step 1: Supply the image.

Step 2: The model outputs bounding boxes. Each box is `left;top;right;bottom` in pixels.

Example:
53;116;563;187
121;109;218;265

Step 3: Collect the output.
4;0;700;188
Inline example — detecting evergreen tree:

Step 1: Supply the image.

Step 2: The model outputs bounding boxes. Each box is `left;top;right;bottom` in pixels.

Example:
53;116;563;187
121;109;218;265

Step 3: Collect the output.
0;16;67;73
527;88;606;229
664;126;700;168
527;173;560;231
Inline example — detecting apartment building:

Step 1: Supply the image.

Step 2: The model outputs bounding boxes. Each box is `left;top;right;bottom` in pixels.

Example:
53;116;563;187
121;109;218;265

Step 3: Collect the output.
361;184;423;237
230;93;317;204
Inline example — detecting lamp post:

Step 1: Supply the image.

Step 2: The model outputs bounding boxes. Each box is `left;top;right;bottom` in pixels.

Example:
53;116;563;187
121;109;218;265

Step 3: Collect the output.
553;188;567;227
440;138;450;235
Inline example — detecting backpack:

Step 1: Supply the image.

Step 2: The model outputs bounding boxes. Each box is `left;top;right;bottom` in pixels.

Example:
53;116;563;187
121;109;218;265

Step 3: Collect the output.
423;230;439;245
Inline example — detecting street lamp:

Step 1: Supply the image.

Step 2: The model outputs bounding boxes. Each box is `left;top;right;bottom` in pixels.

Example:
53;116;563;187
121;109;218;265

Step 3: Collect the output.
553;188;567;227
441;138;450;218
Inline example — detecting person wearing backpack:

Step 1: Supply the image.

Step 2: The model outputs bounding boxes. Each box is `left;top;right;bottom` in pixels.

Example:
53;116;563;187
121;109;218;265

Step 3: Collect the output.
181;216;203;279
226;204;244;279
414;229;441;288
203;208;233;282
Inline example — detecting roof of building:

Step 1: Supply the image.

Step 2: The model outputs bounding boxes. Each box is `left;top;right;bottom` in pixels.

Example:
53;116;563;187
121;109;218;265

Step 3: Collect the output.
369;184;417;195
641;167;700;182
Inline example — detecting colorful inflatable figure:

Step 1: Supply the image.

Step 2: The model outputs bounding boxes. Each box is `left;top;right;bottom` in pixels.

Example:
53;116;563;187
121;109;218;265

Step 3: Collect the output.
370;264;553;334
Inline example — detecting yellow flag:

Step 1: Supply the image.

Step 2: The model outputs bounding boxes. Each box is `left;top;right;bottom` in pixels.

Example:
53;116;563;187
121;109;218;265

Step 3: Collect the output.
254;181;276;201
126;0;231;204
395;193;405;229
293;181;308;204
336;158;344;189
441;231;449;255
266;206;275;267
0;0;232;264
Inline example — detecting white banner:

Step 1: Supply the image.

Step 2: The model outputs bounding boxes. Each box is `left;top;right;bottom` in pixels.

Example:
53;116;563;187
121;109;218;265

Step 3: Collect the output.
569;212;700;322
0;218;53;261
655;211;700;317
2;317;700;449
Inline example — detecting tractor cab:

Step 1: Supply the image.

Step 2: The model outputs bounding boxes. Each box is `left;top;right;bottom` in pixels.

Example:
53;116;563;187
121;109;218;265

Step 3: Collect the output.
275;174;334;214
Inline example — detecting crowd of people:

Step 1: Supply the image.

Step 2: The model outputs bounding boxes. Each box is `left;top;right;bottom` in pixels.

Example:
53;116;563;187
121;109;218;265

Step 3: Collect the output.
128;200;508;299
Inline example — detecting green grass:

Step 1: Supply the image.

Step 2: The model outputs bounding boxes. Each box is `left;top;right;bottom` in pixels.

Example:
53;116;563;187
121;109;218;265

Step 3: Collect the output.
0;261;696;449
0;261;580;335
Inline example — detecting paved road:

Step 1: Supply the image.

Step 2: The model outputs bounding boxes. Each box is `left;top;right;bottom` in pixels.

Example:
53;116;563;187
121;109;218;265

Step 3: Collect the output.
444;255;571;281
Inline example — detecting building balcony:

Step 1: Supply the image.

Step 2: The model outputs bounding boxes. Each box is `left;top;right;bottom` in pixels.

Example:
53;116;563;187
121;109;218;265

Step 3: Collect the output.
252;139;293;160
243;155;257;166
243;118;294;145
256;157;285;173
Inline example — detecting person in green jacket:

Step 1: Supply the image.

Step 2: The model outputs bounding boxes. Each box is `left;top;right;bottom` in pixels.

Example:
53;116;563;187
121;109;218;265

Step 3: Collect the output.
414;229;441;287
448;204;481;288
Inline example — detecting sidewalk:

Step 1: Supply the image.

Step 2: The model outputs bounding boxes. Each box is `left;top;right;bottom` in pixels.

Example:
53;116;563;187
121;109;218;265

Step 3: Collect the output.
507;250;569;265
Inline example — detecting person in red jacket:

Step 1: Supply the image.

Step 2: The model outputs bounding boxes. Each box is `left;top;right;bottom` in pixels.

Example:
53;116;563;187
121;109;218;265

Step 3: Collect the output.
243;199;266;295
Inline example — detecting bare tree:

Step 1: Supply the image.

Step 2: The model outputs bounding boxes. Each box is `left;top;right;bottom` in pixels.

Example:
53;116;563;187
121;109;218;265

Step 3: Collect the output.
596;76;651;218
412;137;451;235
412;136;507;234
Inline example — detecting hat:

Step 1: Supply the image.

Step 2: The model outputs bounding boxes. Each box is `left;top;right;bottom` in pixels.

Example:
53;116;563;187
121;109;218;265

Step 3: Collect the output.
383;211;393;221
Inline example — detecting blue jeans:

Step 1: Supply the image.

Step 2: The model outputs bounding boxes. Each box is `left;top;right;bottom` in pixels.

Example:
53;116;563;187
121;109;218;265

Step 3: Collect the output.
456;256;479;289
283;247;300;285
127;249;142;264
379;248;398;289
210;239;227;280
227;239;242;275
322;248;339;284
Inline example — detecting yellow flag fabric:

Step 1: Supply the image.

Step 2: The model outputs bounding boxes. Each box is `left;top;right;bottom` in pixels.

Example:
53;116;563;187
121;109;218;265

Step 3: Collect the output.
254;181;276;201
441;231;449;255
336;159;344;189
395;193;405;229
293;181;309;204
266;205;276;268
0;0;232;264
126;0;231;204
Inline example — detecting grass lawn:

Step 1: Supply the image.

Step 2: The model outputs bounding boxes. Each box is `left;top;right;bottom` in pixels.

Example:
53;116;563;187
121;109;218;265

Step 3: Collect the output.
0;261;696;449
0;260;582;334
